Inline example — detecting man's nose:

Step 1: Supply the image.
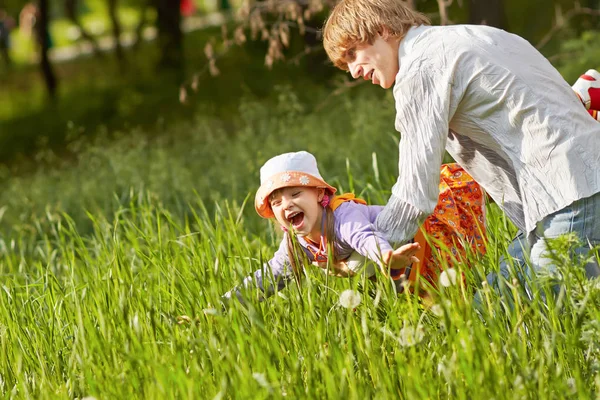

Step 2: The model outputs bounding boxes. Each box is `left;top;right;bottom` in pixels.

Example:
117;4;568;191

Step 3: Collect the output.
348;63;361;79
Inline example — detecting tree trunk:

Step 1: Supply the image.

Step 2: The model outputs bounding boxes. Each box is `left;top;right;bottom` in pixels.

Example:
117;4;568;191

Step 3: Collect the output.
131;0;150;50
152;0;183;71
37;0;58;98
107;0;125;62
469;0;506;28
64;0;103;57
219;0;230;11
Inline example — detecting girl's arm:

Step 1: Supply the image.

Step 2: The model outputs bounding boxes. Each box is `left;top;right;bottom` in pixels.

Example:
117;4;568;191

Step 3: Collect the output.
337;207;419;276
314;243;420;278
222;237;296;303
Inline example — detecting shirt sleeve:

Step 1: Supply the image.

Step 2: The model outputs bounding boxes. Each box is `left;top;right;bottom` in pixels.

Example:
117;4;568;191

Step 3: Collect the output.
376;61;458;243
222;236;297;303
337;206;394;264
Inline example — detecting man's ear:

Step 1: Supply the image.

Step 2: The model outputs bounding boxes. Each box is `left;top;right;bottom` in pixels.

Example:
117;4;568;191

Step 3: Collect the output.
317;188;326;202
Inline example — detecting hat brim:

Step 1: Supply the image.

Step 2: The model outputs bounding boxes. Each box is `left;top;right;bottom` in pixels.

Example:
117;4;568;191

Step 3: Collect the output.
255;171;337;218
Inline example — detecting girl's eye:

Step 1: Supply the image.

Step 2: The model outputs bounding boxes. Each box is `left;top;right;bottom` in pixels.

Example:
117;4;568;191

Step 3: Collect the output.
271;200;282;207
292;191;301;197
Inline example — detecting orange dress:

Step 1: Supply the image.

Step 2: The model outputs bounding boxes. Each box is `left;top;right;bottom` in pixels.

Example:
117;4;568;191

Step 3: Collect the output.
402;163;487;288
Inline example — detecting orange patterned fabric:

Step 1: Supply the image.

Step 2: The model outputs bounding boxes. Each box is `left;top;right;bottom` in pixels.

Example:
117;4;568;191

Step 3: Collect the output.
406;163;487;288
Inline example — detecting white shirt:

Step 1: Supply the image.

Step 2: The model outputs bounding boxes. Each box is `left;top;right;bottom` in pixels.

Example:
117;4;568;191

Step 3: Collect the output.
376;24;600;242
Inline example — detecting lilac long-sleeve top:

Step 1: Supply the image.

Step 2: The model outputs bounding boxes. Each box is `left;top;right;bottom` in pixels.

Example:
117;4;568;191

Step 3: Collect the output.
225;201;392;301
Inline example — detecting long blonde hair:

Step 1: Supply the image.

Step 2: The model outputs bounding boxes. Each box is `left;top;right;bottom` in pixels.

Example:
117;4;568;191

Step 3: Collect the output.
323;0;430;70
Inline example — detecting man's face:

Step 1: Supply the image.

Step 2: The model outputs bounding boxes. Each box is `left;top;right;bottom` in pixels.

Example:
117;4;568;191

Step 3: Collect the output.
346;36;400;89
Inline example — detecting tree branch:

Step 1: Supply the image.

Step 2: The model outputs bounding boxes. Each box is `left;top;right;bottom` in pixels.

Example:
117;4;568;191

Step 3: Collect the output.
537;3;600;50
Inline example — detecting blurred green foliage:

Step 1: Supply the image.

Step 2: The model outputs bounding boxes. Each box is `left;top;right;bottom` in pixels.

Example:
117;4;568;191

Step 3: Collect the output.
0;0;599;168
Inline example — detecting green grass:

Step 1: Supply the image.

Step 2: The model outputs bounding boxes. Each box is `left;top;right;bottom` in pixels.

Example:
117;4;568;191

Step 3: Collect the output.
0;83;599;398
1;14;600;398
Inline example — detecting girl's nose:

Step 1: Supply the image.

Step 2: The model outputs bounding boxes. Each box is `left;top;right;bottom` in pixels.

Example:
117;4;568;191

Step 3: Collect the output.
282;196;294;209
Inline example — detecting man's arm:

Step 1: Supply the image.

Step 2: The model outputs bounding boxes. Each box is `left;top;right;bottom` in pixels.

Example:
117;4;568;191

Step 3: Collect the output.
376;64;458;243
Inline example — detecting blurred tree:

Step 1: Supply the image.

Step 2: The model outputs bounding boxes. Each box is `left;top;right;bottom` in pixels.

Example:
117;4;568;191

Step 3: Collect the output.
152;0;182;71
64;0;103;57
469;0;505;28
106;0;124;62
32;0;58;97
130;0;149;49
218;0;230;11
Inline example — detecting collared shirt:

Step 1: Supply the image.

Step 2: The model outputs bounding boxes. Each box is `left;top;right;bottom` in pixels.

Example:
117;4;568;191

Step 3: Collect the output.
376;24;600;243
225;201;392;299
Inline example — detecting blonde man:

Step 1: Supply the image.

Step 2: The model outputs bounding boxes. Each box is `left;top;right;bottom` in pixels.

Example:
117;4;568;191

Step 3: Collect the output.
323;0;600;297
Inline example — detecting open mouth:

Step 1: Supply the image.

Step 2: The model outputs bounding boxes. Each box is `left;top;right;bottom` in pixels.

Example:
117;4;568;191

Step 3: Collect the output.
287;211;305;229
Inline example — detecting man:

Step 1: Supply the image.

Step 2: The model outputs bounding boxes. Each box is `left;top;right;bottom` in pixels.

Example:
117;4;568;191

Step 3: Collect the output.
322;0;600;294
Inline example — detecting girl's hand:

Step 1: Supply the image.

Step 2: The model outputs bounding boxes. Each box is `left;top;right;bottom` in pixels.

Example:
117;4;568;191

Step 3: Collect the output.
312;259;356;277
381;242;421;275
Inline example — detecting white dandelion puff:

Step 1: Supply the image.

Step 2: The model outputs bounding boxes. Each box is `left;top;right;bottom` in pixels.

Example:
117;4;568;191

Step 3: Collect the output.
439;268;458;287
398;324;425;347
430;304;444;317
339;289;361;309
299;175;310;185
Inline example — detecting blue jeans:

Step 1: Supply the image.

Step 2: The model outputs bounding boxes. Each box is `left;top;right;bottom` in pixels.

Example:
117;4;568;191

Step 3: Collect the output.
477;191;600;304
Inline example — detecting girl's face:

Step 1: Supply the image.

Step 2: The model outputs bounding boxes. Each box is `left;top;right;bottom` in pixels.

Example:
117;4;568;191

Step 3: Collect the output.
270;186;325;241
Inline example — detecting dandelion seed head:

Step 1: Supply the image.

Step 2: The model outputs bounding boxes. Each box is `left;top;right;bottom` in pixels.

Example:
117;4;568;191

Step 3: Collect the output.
439;268;458;287
430;304;444;317
398;324;424;347
339;289;361;309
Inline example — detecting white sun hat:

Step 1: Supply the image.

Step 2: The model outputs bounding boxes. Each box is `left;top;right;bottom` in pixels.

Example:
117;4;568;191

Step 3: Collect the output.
255;151;337;218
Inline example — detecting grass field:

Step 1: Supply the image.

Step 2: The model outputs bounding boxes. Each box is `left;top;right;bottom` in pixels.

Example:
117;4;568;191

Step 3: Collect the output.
2;9;600;397
1;84;599;398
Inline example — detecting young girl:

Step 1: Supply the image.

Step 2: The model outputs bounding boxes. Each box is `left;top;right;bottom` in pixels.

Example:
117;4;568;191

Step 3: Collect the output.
224;151;487;302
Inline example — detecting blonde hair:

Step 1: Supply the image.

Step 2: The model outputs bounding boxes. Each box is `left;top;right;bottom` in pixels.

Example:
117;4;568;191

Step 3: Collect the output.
323;0;430;70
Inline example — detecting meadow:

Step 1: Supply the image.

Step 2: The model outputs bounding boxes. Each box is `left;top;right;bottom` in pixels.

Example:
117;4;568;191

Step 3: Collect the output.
1;83;599;398
1;12;600;398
